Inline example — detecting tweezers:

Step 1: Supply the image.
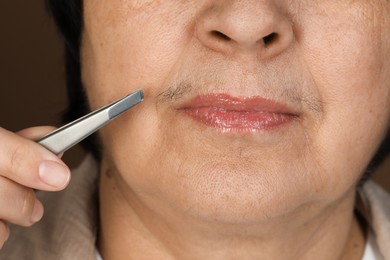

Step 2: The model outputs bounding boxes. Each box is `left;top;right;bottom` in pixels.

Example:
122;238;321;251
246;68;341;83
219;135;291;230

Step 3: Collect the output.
38;89;144;154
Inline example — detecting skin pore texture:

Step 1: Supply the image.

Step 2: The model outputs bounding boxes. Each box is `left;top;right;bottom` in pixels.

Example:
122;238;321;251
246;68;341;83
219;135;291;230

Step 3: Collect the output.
81;0;390;259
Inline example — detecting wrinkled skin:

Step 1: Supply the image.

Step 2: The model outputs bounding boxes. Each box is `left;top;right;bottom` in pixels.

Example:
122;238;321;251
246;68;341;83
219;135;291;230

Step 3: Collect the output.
79;0;390;259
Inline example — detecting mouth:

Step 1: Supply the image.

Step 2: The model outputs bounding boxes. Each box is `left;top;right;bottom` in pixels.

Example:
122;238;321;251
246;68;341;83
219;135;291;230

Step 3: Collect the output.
177;94;299;133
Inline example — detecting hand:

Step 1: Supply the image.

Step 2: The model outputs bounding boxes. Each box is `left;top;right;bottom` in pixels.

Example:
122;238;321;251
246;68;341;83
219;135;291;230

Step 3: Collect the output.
0;126;71;249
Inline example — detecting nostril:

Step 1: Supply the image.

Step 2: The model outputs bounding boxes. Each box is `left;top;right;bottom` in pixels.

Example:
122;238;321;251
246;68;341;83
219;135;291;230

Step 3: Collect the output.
263;32;278;46
210;30;231;41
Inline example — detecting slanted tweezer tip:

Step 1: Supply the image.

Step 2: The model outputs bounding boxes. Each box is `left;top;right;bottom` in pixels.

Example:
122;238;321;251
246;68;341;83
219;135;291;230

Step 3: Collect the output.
37;89;144;154
107;89;144;119
138;89;144;100
133;88;144;102
132;88;144;102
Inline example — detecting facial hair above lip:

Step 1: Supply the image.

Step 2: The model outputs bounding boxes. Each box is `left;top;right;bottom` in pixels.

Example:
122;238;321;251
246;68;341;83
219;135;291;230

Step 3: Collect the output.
156;78;323;117
153;51;323;117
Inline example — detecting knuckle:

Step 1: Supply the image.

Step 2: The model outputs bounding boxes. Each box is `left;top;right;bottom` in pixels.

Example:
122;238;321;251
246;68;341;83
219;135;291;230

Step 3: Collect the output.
0;130;41;183
3;142;40;185
7;143;27;176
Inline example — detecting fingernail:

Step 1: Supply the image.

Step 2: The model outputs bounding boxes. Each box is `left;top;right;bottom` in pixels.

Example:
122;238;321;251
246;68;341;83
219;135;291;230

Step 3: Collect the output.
39;160;70;188
31;200;43;223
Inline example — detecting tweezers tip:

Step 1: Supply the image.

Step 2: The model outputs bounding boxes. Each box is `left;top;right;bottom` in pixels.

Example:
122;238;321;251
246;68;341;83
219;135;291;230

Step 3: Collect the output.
139;89;145;101
108;89;144;119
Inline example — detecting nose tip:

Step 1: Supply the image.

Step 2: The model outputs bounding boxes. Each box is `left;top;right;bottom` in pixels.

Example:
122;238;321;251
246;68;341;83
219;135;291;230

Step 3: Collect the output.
196;2;294;58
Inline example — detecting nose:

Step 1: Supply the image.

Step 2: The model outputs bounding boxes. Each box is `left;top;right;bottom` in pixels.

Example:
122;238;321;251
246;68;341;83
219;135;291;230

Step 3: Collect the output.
196;1;294;58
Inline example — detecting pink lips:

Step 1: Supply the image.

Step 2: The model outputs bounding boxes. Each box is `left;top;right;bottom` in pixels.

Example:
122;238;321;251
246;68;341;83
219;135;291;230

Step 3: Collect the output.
178;94;298;133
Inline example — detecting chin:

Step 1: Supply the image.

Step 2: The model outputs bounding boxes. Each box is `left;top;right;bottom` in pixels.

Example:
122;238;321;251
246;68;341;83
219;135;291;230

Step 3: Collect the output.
101;109;355;226
143;160;321;225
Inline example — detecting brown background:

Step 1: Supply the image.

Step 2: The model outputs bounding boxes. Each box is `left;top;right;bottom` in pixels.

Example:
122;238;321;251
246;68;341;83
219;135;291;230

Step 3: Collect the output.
0;1;65;130
0;1;84;167
0;2;388;188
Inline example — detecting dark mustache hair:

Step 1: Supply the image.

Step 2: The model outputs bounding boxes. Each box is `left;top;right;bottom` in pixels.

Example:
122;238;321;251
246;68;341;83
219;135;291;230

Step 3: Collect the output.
157;82;193;103
156;79;324;115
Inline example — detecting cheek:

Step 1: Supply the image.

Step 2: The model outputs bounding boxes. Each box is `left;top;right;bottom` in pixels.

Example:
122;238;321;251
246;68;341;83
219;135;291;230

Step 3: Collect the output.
81;1;195;108
298;3;390;183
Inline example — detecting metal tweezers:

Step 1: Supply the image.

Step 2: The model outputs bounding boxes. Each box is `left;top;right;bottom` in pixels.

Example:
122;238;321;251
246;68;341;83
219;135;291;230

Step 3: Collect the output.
38;89;144;154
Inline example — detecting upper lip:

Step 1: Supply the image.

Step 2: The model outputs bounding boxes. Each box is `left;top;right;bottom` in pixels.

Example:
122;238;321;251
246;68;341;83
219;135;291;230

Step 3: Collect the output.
178;93;299;116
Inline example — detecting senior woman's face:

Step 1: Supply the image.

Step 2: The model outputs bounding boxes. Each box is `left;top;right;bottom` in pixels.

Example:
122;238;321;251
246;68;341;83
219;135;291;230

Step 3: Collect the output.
81;1;390;222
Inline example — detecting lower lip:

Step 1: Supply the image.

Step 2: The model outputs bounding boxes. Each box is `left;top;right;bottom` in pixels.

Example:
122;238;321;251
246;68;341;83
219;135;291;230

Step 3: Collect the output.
179;95;297;133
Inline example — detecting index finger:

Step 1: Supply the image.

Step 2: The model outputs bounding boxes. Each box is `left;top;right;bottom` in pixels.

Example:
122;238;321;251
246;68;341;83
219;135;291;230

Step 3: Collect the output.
17;126;57;141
